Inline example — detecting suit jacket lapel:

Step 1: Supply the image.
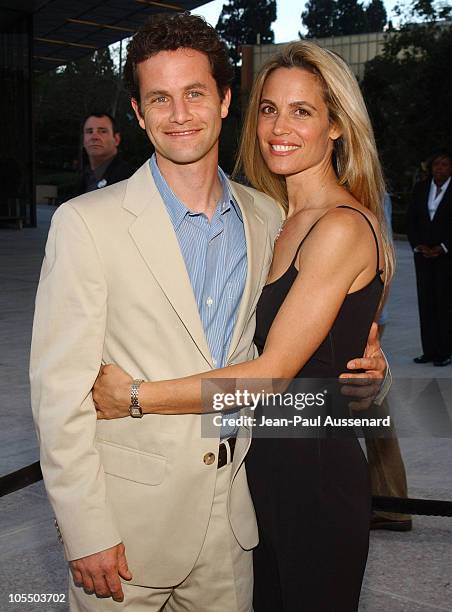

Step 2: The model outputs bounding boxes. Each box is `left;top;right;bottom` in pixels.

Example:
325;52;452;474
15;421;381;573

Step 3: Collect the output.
227;182;269;362
420;181;431;223
123;162;213;367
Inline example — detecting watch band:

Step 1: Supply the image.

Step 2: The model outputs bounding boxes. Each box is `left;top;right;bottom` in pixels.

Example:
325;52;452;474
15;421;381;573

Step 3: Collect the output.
129;379;144;418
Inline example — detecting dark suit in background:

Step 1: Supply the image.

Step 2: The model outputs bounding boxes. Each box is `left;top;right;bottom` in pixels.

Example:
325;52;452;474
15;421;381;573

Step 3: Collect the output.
78;154;135;195
76;112;136;197
407;177;452;361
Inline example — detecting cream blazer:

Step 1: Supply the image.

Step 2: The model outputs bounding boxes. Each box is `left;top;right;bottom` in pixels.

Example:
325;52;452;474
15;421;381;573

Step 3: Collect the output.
30;161;283;586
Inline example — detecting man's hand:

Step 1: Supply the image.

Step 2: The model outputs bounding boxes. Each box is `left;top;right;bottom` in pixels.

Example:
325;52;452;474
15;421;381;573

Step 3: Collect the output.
93;364;133;419
415;244;430;255
423;245;444;258
340;322;386;379
338;322;386;411
70;542;132;601
416;244;443;258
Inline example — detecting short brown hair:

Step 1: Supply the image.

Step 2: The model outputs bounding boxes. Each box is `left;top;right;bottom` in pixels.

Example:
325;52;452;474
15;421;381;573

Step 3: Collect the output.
124;12;234;103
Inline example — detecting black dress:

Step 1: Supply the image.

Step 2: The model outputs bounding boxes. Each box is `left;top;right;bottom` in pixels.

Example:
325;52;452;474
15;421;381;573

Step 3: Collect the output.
246;206;384;612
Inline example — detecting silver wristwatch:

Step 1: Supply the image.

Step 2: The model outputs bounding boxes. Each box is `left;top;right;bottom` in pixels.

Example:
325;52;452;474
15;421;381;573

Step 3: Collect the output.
129;379;144;418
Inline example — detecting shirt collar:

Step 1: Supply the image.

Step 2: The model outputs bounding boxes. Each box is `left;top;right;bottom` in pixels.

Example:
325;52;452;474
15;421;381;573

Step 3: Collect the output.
150;154;242;228
430;176;451;197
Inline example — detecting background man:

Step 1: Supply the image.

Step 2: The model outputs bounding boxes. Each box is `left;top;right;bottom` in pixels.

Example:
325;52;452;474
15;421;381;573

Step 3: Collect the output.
30;13;386;611
79;112;134;193
407;151;452;367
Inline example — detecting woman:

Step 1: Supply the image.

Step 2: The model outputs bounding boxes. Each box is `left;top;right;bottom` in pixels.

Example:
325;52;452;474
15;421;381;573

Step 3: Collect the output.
94;41;393;610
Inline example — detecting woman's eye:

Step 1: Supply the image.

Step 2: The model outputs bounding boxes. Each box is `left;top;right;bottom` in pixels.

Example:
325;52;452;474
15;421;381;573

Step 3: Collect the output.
260;105;276;115
295;108;310;117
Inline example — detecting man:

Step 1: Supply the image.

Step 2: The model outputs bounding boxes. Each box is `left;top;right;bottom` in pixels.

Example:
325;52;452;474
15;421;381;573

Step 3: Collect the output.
368;193;412;532
407;152;452;367
30;13;386;611
79;112;134;193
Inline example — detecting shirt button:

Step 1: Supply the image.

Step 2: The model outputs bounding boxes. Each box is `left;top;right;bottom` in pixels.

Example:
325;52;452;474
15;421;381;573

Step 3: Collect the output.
203;452;216;465
212;358;217;366
206;297;213;307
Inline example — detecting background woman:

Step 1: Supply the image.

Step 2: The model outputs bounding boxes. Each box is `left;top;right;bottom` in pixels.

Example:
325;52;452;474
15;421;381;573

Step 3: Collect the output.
94;41;394;611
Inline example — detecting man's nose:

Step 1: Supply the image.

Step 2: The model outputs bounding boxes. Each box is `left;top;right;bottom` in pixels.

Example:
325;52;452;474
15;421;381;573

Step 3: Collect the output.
169;98;192;124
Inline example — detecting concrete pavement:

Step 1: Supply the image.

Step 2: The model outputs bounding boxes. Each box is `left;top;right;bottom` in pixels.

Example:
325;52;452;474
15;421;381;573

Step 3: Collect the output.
0;206;451;611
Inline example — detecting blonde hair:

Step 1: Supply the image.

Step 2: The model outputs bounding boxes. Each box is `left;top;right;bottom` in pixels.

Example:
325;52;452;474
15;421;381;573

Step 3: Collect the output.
235;40;394;285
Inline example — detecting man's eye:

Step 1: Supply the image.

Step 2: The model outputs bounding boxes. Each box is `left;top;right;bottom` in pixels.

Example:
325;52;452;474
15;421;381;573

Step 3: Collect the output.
187;91;202;98
153;96;167;103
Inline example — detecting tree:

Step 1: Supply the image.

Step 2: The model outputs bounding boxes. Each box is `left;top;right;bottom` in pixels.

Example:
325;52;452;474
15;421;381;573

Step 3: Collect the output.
334;0;367;35
364;0;387;32
361;1;452;197
93;47;116;77
35;48;117;173
216;0;277;66
301;0;337;38
34;45;152;194
301;0;386;38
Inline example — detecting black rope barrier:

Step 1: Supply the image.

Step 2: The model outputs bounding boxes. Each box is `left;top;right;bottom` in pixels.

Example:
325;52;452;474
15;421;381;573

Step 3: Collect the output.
372;495;452;517
0;461;42;498
1;462;452;517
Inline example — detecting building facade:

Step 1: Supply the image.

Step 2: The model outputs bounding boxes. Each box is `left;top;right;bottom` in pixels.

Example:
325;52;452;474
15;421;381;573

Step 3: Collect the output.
241;31;387;104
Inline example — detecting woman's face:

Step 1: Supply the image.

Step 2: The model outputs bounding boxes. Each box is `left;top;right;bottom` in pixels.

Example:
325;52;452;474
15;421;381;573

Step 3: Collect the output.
257;67;340;178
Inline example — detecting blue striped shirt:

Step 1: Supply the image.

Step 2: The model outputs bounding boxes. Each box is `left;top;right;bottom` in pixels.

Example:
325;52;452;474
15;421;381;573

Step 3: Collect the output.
150;155;247;437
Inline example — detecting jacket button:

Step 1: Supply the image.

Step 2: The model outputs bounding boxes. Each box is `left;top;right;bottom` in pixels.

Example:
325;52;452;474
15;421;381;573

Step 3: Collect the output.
203;452;216;465
54;518;63;544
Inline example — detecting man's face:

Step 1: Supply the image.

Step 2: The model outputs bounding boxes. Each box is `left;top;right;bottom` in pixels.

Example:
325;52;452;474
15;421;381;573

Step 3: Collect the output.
131;48;231;167
83;115;120;164
431;156;452;185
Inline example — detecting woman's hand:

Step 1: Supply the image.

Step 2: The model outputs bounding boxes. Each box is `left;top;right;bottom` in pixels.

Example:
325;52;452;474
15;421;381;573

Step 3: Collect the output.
93;364;133;419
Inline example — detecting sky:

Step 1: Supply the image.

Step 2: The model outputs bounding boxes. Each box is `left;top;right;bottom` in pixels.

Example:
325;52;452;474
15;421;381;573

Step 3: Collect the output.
192;0;401;42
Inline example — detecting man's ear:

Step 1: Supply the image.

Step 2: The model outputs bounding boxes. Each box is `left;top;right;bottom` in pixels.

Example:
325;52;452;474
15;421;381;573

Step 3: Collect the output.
131;98;146;130
220;87;232;120
114;132;121;147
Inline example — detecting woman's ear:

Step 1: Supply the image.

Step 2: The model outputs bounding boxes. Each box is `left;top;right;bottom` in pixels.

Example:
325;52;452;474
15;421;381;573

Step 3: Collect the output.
329;122;342;141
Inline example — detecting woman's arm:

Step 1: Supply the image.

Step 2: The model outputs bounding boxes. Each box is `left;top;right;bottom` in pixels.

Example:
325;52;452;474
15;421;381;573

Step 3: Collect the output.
94;209;382;418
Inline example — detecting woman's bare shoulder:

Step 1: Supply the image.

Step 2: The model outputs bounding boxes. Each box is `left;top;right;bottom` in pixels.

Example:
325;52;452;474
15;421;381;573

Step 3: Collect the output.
314;204;375;239
296;203;381;277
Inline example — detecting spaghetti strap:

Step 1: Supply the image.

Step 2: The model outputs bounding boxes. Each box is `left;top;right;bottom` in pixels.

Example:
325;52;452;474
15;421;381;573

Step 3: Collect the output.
336;205;382;276
290;205;383;275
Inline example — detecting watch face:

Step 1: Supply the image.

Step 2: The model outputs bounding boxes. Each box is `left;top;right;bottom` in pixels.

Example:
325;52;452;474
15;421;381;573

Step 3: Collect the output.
129;405;143;418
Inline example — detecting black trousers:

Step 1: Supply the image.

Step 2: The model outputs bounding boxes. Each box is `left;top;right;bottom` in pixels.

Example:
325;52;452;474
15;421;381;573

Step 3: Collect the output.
246;437;371;612
414;252;452;359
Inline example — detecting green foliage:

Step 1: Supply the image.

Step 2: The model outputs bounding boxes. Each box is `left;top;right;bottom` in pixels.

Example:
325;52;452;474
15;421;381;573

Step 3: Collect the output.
301;0;387;38
301;0;337;37
216;0;277;66
361;3;452;196
334;0;367;35
34;46;151;188
215;0;277;165
365;0;387;32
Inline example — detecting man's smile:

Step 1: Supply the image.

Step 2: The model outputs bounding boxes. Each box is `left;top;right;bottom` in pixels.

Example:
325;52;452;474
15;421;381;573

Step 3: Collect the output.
164;129;202;137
